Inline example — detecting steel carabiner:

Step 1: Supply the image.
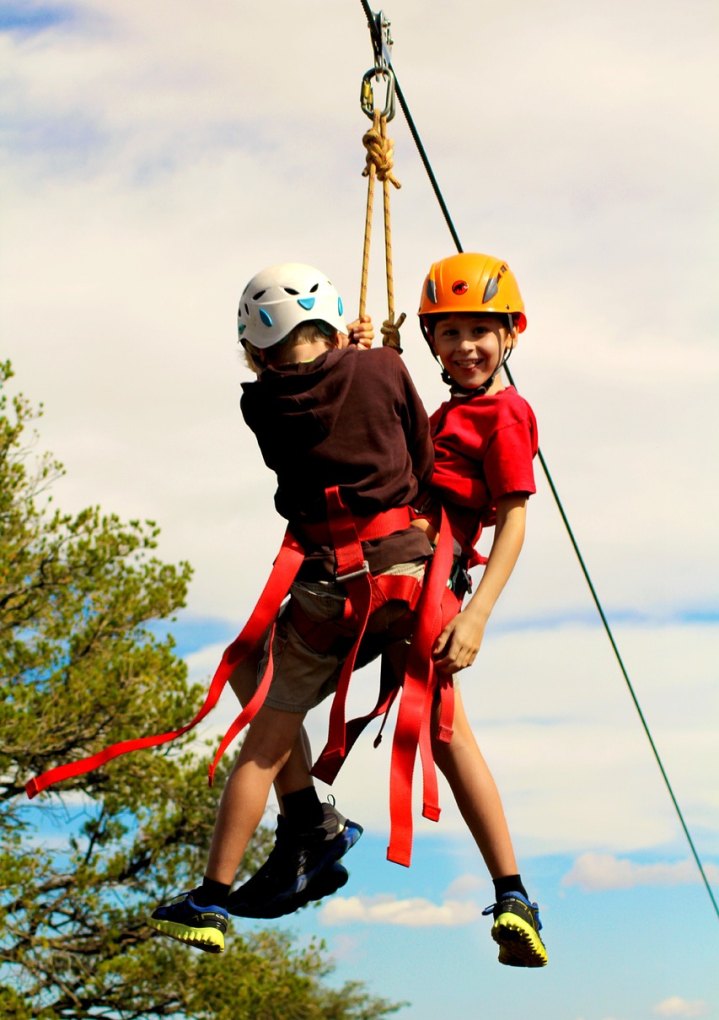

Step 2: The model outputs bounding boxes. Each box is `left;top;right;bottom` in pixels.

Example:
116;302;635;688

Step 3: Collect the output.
360;8;396;121
360;66;396;121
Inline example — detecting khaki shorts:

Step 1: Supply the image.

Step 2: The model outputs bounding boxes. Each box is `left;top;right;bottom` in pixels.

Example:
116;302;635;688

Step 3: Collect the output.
260;559;427;713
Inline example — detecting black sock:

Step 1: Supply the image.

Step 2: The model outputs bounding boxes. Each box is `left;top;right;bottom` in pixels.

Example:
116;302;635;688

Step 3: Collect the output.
280;786;324;830
493;874;528;901
193;877;231;907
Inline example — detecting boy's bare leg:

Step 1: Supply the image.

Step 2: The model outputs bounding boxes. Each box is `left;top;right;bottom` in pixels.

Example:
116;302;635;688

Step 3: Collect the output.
224;658;362;920
206;704;308;883
229;655;315;800
147;703;307;953
431;688;518;879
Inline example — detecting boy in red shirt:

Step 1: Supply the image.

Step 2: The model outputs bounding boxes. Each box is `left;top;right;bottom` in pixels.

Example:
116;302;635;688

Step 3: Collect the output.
234;252;548;969
415;252;546;967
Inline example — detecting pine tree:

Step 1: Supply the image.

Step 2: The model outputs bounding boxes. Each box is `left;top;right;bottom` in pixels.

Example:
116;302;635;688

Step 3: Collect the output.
0;361;403;1019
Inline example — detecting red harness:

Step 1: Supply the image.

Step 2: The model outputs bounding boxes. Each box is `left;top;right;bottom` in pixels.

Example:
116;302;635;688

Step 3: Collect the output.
26;487;458;867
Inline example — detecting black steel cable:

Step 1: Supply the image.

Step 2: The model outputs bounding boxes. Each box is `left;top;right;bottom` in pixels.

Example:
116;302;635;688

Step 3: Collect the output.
358;0;719;921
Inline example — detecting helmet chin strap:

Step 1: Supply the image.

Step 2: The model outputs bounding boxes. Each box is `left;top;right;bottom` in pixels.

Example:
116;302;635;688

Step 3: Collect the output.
440;341;513;397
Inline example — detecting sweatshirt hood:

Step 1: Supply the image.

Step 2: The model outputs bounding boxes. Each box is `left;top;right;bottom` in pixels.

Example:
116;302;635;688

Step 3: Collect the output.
241;347;358;458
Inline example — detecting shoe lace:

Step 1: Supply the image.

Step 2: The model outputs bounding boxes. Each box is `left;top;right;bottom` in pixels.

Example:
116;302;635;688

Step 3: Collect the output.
482;893;543;932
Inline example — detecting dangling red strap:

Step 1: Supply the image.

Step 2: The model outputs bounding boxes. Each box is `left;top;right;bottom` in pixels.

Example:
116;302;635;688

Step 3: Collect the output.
312;654;401;785
386;508;453;866
207;618;278;785
26;530;305;800
317;486;374;764
311;570;421;783
435;676;455;744
419;667;442;822
435;589;461;743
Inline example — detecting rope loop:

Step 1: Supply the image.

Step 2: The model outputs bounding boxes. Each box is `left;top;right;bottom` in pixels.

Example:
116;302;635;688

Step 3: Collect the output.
358;109;404;347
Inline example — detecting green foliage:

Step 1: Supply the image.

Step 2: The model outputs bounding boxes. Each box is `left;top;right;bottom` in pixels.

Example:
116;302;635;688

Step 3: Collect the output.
0;361;404;1019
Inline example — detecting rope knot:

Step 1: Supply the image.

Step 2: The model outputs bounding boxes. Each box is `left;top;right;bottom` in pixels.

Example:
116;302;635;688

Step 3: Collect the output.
362;113;401;190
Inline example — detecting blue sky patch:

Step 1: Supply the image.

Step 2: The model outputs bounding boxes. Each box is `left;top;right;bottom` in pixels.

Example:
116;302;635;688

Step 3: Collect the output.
0;3;75;34
148;614;236;660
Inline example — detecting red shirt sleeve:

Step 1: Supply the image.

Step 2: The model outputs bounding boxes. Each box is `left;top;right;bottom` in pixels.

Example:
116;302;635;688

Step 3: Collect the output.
483;417;538;502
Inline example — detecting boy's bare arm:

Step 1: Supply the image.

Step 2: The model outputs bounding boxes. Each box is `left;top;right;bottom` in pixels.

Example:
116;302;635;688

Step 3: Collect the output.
432;495;527;674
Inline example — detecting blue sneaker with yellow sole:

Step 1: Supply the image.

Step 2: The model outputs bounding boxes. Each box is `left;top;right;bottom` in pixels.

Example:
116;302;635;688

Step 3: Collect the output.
482;892;548;967
149;892;229;953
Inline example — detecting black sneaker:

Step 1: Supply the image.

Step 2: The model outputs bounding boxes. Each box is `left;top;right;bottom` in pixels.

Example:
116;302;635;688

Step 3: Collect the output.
230;861;350;920
482;892;548;967
149;892;229;953
227;802;362;919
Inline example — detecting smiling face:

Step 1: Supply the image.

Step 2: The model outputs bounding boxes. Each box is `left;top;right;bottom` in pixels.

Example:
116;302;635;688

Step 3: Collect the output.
430;312;515;393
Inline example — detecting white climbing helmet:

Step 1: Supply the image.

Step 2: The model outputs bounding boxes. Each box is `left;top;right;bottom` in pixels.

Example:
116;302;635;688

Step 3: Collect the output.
237;262;347;349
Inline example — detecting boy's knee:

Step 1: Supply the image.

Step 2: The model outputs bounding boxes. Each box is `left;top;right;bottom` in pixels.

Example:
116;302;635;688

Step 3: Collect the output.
240;707;305;770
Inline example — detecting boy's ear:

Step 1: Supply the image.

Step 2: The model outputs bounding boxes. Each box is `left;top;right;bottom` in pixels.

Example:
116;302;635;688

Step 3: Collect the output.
242;342;266;374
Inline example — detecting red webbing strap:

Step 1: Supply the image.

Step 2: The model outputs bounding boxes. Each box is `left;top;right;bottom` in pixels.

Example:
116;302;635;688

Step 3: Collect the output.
417;544;460;822
300;505;411;544
207;619;278;785
317;486;374;764
311;571;421;784
435;675;455;744
312;651;401;785
25;529;305;800
386;508;453;866
418;664;442;822
435;589;461;744
371;572;422;611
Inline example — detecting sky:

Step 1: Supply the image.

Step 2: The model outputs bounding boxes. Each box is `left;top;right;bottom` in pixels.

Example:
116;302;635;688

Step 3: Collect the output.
2;0;718;1017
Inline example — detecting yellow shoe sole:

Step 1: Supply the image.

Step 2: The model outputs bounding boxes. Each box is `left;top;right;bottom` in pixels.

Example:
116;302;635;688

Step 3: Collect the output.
492;912;548;968
149;916;225;954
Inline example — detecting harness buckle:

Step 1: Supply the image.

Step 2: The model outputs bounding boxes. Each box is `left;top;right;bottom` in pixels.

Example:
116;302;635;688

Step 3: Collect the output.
336;560;370;583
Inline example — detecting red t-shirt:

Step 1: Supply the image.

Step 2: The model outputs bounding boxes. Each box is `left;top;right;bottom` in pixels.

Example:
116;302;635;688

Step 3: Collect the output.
429;385;538;556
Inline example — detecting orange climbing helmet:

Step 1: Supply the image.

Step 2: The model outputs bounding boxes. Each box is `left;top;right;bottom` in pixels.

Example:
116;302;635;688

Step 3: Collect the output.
418;252;527;342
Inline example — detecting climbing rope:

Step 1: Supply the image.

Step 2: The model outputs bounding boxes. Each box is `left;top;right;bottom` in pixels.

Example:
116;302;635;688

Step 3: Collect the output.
358;19;405;351
357;0;719;922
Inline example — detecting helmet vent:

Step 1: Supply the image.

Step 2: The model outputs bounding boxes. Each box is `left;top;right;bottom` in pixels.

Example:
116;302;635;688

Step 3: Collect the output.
426;279;437;304
252;290;266;300
283;287;299;295
483;276;499;302
310;283;319;293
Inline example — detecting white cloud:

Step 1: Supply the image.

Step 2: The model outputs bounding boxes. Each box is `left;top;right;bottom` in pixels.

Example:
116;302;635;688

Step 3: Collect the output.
185;641;228;686
653;997;708;1018
562;853;719;892
443;873;485;899
2;0;718;625
321;893;481;928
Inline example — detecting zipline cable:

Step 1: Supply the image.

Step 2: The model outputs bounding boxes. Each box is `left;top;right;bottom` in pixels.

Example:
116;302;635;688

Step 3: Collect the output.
358;0;719;922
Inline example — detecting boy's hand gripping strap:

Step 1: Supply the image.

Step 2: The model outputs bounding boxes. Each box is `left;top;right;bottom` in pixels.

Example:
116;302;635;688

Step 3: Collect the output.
25;530;305;799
